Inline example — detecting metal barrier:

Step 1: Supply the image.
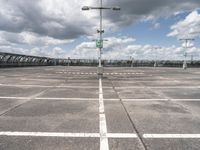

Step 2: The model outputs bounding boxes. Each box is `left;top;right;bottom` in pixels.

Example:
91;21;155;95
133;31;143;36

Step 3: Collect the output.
1;52;200;68
0;52;55;67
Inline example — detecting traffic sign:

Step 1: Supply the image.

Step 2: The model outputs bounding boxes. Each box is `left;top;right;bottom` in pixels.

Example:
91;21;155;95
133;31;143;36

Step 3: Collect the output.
96;40;103;48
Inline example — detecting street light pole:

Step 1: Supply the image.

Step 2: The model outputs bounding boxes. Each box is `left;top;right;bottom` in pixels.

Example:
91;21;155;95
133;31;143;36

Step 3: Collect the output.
82;1;120;77
179;38;194;70
99;0;103;68
152;46;161;67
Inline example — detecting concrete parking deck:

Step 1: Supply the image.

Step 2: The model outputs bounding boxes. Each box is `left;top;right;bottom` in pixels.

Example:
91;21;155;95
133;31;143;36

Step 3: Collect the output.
0;66;200;150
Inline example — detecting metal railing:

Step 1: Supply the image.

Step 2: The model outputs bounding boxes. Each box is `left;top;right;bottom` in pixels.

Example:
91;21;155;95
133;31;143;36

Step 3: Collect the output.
1;52;200;68
0;52;55;67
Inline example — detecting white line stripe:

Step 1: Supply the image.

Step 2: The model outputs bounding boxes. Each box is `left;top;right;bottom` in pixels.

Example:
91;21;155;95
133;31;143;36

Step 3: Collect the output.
0;84;112;89
143;134;200;138
116;86;200;89
0;97;99;101
8;84;200;89
2;132;200;139
104;99;120;101
99;78;109;150
36;98;98;101
122;99;200;101
107;133;137;138
20;79;61;82
2;97;200;102
113;80;180;83
122;99;169;101
0;97;28;100
0;132;99;138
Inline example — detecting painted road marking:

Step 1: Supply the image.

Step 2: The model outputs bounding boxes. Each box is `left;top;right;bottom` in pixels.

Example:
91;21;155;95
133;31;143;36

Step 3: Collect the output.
0;132;137;138
0;97;28;100
20;78;61;82
1;97;200;102
143;134;200;138
35;98;99;101
2;132;200;139
99;78;109;150
56;72;97;75
1;83;199;89
116;86;200;89
0;132;99;138
106;133;138;138
122;99;200;101
0;84;101;88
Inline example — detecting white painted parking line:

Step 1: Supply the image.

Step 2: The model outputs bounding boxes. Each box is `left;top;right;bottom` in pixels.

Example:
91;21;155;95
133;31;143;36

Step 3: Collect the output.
57;72;97;75
2;132;200;139
0;84;100;88
107;133;138;138
0;132;99;138
0;97;28;100
116;86;200;89
2;96;200;102
20;78;61;82
143;134;200;138
122;99;200;101
3;83;200;89
99;78;109;150
36;98;99;101
122;99;169;101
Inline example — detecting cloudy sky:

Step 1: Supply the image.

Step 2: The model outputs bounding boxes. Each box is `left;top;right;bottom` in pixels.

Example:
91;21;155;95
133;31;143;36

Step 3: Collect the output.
1;0;200;60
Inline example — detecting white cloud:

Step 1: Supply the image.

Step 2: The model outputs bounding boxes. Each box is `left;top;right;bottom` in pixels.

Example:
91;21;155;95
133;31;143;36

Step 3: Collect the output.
1;0;200;41
0;0;200;59
0;46;69;58
168;11;200;39
70;36;200;60
0;31;74;46
153;23;160;29
70;36;136;59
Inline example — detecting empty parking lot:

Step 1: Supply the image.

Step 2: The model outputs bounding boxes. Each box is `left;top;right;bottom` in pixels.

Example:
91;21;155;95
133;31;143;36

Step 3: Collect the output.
0;66;200;150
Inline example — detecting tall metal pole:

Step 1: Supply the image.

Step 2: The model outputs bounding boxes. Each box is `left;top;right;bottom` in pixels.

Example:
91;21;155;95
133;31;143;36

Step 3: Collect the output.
99;0;102;68
82;2;120;77
152;46;161;67
179;38;194;70
183;40;188;70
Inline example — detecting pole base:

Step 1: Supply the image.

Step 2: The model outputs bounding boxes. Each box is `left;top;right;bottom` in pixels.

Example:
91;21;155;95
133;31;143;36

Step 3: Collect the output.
183;63;187;70
154;62;157;67
97;67;104;78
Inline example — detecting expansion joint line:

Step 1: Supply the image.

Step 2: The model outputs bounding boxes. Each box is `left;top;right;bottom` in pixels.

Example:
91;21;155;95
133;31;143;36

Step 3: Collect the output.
109;79;148;150
99;77;109;150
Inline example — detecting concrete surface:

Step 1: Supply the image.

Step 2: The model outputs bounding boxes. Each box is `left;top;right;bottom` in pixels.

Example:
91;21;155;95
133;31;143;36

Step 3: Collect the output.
0;66;200;150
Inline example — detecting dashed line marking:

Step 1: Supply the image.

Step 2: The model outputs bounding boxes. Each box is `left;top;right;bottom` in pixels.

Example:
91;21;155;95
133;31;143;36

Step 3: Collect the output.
56;72;144;75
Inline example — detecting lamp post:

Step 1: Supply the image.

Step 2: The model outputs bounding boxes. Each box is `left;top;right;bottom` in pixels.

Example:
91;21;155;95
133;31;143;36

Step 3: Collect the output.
152;46;161;67
82;1;120;77
130;56;134;67
68;57;70;67
179;38;195;70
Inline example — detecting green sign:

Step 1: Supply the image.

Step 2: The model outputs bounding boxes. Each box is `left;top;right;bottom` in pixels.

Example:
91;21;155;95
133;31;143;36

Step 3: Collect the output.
96;40;103;48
